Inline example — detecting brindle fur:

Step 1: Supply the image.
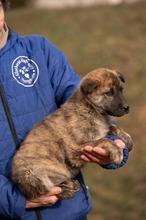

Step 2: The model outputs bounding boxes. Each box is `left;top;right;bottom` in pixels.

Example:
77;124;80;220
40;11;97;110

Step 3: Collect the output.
11;68;133;199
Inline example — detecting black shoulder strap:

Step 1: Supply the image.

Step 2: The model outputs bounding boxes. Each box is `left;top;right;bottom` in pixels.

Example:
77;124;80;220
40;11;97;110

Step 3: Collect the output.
0;85;20;149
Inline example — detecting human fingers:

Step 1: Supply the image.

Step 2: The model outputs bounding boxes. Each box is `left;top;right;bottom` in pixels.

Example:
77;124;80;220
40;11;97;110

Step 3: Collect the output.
81;146;111;164
81;146;107;156
81;151;103;163
26;195;59;208
26;186;62;208
81;151;111;164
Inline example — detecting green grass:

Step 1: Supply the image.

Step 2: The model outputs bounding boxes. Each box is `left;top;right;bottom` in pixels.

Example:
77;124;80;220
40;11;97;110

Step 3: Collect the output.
6;2;146;219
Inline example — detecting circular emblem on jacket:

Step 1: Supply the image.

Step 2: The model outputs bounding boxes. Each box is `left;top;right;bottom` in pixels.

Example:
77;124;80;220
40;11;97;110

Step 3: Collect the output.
12;56;39;87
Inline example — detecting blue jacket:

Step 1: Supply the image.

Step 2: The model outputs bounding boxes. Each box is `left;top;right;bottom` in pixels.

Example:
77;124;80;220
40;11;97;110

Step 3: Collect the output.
0;31;129;220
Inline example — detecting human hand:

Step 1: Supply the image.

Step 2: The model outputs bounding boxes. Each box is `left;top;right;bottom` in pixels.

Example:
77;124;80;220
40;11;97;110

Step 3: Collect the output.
80;139;125;165
26;186;62;209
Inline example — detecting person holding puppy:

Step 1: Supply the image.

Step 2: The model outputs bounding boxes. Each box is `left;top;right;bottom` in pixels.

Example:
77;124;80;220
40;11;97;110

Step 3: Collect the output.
0;0;129;220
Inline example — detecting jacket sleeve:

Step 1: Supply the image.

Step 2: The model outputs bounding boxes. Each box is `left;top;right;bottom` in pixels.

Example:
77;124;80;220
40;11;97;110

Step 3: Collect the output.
0;175;26;218
101;134;129;169
42;37;81;106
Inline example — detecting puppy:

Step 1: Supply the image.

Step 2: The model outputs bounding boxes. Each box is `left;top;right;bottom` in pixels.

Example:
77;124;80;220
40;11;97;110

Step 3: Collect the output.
12;68;133;199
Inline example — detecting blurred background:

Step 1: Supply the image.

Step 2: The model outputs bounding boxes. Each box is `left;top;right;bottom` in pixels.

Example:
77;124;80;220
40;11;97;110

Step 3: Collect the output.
7;0;146;219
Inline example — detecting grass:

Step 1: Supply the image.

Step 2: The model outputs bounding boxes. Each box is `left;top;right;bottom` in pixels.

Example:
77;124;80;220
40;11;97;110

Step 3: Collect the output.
6;1;146;219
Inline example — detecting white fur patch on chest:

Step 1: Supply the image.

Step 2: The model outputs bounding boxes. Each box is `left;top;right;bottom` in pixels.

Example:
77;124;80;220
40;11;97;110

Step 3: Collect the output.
92;118;109;140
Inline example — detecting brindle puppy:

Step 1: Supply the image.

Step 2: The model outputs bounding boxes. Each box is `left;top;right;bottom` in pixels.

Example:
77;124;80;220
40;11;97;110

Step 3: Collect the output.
12;68;133;199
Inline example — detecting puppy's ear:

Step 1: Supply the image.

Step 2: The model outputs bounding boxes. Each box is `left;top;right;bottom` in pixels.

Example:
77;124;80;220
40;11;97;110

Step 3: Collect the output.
81;79;99;95
116;71;125;83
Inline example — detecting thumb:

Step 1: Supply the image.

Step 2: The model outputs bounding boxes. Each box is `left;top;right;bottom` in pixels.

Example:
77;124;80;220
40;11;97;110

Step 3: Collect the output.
49;186;62;196
114;139;125;150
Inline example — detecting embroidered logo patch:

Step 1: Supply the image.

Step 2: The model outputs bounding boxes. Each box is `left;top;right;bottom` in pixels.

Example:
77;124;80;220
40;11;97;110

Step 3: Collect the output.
12;56;39;87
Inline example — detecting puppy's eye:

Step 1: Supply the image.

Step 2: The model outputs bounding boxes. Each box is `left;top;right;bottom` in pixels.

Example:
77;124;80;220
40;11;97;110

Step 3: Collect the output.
105;89;114;96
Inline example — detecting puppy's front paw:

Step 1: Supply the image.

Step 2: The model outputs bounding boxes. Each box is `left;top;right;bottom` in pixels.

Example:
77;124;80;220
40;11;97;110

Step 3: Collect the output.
110;149;123;165
97;138;124;165
123;132;133;151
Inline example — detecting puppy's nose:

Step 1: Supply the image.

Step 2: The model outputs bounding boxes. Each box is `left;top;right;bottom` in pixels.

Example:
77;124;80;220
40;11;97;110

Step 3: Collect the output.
124;105;129;114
